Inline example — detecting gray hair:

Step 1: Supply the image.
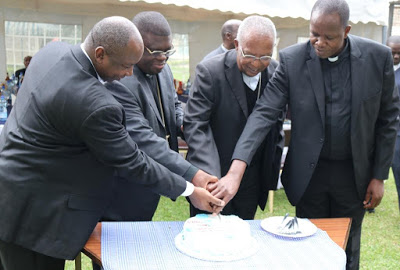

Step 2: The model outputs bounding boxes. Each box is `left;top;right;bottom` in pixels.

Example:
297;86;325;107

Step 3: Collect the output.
387;35;400;45
236;16;276;44
132;11;171;36
85;16;141;56
311;0;350;29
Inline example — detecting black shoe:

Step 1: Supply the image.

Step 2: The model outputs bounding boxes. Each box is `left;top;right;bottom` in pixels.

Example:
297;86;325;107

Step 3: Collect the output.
367;208;375;213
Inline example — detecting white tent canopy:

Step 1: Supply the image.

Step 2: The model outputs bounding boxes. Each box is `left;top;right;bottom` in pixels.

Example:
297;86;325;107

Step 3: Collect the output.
122;0;391;25
0;0;391;79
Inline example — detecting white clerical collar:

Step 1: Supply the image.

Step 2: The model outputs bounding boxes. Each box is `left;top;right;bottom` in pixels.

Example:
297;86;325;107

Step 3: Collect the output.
80;44;106;84
394;63;400;71
221;44;229;52
328;56;339;62
242;72;261;91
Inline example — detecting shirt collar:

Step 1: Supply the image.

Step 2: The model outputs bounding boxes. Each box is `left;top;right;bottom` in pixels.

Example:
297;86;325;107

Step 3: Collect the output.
394;63;400;71
221;44;229;52
327;38;349;63
242;72;261;91
80;44;106;84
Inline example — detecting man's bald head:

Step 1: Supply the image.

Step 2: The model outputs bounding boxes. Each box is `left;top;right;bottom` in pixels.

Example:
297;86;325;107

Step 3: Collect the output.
133;11;171;37
84;16;143;56
387;35;400;46
83;16;144;82
387;35;400;66
221;19;242;50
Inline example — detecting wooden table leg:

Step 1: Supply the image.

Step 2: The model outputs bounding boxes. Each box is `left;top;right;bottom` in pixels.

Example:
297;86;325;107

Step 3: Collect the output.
268;190;274;213
75;252;82;270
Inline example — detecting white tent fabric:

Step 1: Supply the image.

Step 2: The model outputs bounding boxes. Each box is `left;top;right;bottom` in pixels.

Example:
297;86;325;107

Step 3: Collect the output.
121;0;391;25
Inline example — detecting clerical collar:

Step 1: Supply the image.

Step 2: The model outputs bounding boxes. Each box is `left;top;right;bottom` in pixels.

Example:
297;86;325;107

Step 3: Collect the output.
80;44;106;84
328;56;339;62
327;38;349;63
242;72;261;91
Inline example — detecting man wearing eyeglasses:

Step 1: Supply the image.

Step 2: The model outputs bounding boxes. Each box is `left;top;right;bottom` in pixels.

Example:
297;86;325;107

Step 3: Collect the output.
219;1;400;269
183;15;284;220
101;12;217;226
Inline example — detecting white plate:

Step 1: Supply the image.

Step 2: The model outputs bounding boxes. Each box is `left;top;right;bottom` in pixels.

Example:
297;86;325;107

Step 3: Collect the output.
174;233;259;262
260;216;317;238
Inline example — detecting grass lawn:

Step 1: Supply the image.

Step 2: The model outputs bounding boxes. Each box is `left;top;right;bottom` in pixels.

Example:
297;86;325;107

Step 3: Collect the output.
66;171;400;270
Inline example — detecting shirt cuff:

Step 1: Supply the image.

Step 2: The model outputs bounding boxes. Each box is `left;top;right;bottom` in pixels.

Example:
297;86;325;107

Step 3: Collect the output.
180;181;194;197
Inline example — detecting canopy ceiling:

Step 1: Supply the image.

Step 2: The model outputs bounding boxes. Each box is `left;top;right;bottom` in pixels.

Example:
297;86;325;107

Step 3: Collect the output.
121;0;391;25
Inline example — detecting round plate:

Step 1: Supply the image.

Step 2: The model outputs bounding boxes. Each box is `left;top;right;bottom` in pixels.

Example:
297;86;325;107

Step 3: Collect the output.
260;216;318;238
174;233;259;262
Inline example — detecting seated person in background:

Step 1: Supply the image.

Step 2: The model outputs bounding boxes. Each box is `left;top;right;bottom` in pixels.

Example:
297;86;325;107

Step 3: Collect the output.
14;55;32;86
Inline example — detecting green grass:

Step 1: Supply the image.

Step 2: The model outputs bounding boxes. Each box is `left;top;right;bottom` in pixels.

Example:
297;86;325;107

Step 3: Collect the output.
66;172;400;269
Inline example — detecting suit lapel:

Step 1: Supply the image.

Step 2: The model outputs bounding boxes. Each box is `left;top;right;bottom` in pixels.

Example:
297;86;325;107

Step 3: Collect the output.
306;44;325;126
158;72;173;131
348;36;364;129
225;50;249;117
136;68;164;125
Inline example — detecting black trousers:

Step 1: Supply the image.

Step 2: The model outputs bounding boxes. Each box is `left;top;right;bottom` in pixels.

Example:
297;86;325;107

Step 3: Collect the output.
392;135;400;212
296;159;365;270
0;239;65;270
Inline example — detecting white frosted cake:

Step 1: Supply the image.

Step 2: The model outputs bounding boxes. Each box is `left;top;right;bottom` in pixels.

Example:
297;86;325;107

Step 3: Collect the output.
175;214;259;261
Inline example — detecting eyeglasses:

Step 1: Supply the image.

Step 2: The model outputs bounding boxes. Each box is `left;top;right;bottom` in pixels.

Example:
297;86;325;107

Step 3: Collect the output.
240;47;272;63
144;45;176;58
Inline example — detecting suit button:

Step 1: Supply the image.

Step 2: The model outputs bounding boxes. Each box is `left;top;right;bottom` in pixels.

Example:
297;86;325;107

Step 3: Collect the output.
310;163;315;168
319;138;324;143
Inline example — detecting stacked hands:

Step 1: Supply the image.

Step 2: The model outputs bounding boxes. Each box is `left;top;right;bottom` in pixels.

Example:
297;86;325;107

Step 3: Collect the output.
189;160;247;215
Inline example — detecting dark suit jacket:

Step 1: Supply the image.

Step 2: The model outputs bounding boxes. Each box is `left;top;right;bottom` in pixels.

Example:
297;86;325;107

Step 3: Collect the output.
103;65;197;221
233;35;400;206
184;50;284;210
0;42;187;259
395;68;400;136
203;45;226;61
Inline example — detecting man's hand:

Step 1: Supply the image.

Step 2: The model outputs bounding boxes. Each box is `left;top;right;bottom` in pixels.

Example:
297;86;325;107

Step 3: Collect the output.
188;187;225;214
363;178;385;209
192;170;218;189
207;160;247;206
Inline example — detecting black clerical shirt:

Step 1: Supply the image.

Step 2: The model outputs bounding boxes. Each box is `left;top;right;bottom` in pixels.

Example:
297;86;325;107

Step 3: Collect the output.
320;40;352;160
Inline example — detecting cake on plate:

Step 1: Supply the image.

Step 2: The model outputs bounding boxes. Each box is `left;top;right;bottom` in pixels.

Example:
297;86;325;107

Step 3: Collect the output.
175;214;259;261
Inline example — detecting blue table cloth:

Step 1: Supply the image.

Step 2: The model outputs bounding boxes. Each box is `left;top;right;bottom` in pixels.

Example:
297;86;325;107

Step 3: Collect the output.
101;220;346;270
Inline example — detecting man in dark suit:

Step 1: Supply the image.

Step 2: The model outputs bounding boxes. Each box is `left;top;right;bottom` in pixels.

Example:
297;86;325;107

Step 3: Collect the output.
184;15;284;220
0;16;223;270
103;12;216;222
202;19;242;61
218;1;400;269
387;35;400;213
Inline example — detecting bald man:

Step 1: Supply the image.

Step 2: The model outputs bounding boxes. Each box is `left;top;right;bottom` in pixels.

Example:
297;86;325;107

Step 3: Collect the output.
0;16;223;270
387;35;400;213
203;19;242;61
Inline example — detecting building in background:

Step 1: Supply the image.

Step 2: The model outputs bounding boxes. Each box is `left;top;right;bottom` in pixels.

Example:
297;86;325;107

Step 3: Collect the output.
0;0;392;84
